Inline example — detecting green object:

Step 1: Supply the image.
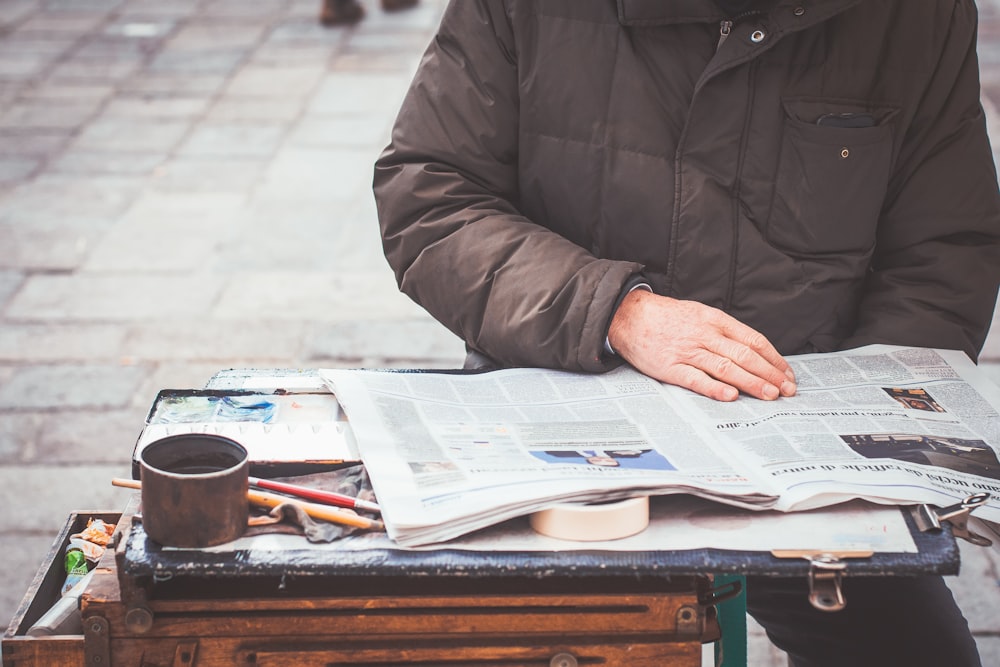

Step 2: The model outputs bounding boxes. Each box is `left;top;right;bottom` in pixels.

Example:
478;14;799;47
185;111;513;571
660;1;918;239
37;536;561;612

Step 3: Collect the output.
61;548;90;596
64;548;88;575
714;574;748;667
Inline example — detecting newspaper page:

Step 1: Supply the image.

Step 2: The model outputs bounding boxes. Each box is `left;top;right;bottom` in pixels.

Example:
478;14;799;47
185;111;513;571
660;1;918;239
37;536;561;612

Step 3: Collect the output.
671;345;1000;521
322;345;1000;546
322;366;778;545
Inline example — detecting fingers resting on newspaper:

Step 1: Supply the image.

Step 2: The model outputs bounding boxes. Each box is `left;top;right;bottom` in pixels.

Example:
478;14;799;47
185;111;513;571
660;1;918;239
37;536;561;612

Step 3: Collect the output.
608;290;797;402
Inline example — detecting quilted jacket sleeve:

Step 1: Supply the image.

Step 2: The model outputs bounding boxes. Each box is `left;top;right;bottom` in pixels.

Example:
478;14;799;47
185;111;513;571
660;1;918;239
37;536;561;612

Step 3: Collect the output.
373;0;642;372
840;0;1000;361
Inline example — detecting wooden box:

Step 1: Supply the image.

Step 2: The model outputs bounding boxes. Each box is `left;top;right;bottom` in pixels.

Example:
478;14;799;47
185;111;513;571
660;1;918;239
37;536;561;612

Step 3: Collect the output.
5;511;717;666
3;511;120;667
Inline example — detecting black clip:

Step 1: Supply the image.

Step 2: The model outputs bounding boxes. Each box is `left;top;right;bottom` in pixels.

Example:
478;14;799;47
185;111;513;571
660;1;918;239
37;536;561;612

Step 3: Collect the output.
912;492;993;547
700;577;743;606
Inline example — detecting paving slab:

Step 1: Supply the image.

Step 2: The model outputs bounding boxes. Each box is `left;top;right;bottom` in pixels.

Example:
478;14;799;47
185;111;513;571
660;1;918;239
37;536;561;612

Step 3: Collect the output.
253;145;380;202
119;71;230;96
0;270;23;311
17;81;115;103
266;17;349;44
200;0;289;21
99;22;176;47
211;269;431;321
223;63;327;98
177;122;287;158
147;156;267;193
82;214;236;272
0;465;135;534
289;114;393;149
71;116;193;153
0;31;82;56
0;99;104;130
101;94;210;119
304;318;466;366
0;54;56;80
131;361;256;404
116;0;199;19
0;216;115;271
206;96;305;123
41;0;122;14
121;319;308;363
49;54;144;83
308;72;412;115
0;173;142;222
0;413;44;462
163;21;267;52
0;156;38;185
13;12;107;34
50;150;167;176
6;274;223;320
0;131;72;157
0;324;128;363
34;407;151;464
0;364;148;410
0;0;40;29
146;49;247;76
116;190;247;224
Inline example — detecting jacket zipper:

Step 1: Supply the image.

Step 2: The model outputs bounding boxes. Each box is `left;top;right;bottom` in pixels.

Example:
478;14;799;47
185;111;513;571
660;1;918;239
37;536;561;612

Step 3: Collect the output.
717;10;764;52
717;20;733;50
714;8;765;306
725;57;760;310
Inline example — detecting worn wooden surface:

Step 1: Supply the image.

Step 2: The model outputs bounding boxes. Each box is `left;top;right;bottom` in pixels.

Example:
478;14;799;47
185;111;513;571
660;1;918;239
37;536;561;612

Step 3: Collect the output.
8;511;713;666
2;636;86;667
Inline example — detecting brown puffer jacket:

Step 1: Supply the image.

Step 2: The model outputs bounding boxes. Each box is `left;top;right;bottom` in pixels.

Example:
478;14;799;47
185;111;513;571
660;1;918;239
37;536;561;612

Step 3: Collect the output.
374;0;1000;371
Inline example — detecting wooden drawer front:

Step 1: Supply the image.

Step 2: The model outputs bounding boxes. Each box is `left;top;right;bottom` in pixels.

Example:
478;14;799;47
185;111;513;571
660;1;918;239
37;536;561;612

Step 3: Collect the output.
99;637;701;667
114;591;706;638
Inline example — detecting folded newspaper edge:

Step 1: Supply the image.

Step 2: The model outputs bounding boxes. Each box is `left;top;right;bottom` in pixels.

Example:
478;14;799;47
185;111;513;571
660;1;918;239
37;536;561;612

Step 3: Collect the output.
321;345;1000;547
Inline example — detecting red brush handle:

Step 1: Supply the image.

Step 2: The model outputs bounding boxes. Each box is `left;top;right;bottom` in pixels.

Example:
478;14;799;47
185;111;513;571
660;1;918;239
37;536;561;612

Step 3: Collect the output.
248;477;380;513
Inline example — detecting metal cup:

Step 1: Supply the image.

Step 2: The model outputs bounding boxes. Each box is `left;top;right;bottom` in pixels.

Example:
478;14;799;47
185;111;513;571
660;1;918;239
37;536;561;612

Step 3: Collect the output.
139;434;249;548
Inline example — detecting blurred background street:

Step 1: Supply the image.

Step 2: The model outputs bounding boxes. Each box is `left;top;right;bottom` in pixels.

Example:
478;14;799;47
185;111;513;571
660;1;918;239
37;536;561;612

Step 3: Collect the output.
1;0;999;663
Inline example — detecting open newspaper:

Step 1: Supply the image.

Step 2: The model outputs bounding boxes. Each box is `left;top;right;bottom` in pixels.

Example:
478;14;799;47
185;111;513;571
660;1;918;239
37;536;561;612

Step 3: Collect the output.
321;345;1000;547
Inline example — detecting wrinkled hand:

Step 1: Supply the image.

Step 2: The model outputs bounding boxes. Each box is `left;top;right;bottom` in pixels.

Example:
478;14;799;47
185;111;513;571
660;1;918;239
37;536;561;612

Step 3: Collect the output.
608;290;796;402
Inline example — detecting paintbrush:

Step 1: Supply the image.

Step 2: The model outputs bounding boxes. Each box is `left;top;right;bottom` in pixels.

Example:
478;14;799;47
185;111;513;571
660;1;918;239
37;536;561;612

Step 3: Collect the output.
248;476;381;513
112;478;384;532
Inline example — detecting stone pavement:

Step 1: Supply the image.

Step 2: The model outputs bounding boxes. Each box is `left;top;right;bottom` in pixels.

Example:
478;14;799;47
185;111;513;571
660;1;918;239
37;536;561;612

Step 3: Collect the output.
0;0;998;664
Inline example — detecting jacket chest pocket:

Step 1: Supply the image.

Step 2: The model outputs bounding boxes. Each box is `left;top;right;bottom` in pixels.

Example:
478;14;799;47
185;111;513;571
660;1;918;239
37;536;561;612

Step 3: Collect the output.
767;98;899;255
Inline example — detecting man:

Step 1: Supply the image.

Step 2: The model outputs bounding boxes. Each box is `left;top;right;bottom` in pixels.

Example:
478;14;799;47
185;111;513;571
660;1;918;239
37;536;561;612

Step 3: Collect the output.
374;0;1000;664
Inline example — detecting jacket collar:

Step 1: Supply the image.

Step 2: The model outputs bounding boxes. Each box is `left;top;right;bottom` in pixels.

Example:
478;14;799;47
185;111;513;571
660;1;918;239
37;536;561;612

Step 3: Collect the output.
617;0;863;26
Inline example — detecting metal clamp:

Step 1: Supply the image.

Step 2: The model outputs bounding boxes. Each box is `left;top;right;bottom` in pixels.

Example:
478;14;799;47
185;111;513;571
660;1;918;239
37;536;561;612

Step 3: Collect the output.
772;550;875;613
912;492;993;547
806;554;847;613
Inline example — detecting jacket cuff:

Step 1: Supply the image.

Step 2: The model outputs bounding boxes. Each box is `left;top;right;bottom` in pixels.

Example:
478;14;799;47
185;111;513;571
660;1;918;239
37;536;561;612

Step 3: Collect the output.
603;275;652;357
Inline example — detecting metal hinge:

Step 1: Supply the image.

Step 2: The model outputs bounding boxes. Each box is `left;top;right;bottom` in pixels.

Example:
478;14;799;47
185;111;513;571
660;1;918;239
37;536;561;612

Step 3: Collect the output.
912;492;993;547
83;615;110;666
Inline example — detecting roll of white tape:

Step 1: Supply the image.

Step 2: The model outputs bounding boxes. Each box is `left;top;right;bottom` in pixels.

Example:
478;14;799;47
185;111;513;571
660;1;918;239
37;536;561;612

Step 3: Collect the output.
529;496;650;541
